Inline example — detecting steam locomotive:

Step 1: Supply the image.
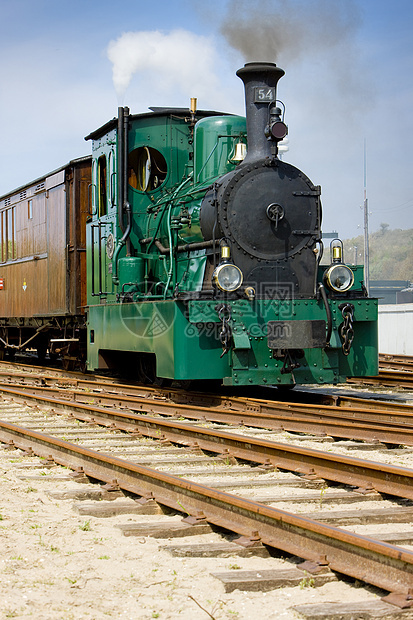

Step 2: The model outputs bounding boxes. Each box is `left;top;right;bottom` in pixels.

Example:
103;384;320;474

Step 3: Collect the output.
0;62;378;386
85;61;378;386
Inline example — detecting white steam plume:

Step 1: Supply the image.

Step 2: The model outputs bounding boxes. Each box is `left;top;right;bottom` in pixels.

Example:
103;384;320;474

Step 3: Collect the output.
107;29;219;102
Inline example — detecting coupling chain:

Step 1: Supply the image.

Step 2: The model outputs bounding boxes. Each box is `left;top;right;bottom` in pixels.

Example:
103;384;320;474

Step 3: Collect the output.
338;302;355;356
216;303;232;358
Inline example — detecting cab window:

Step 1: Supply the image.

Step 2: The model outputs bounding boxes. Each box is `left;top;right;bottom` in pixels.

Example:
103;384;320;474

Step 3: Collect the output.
128;147;167;192
97;155;107;217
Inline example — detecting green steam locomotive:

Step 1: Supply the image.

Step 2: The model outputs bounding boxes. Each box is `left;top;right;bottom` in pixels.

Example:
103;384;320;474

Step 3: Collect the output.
85;62;378;386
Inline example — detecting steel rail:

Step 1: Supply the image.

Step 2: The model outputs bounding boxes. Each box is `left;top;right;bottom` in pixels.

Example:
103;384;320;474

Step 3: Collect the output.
380;363;413;372
2;358;413;411
379;354;413;371
1;365;413;418
2;384;413;500
323;394;413;414
0;368;146;390
369;370;413;383
3;372;413;427
1;420;413;601
2;382;413;446
348;371;413;389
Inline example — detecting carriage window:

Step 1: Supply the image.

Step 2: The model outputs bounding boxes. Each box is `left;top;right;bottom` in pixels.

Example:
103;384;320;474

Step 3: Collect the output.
28;199;33;219
6;208;16;261
0;212;3;262
1;211;6;262
13;208;16;259
97;155;107;217
128;147;167;192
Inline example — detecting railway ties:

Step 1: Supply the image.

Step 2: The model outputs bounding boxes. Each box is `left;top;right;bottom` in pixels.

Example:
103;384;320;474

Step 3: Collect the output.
2;381;413;499
3;365;413;498
2;372;413;447
2;362;413;612
2;398;413;612
2;426;413;611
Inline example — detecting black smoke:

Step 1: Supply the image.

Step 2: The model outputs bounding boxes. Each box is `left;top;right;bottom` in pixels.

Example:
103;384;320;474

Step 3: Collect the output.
219;0;360;63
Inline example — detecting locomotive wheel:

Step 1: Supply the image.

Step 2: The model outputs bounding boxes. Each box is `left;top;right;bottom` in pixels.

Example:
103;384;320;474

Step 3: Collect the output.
62;357;76;371
37;339;48;363
137;355;171;387
173;380;193;390
7;349;16;361
276;384;296;392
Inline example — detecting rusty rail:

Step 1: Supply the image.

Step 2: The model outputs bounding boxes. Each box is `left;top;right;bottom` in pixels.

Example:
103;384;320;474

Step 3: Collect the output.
2;384;413;500
1;419;413;603
1;362;412;416
1;381;413;446
348;370;413;389
379;354;413;372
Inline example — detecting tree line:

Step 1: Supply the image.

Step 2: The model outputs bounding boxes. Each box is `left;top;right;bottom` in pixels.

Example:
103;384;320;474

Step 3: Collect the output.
342;226;413;281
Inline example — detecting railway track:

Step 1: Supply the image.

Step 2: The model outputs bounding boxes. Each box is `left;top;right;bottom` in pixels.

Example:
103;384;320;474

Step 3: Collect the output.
2;380;413;612
379;354;413;372
1;362;413;446
7;352;413;391
2;360;413;616
348;369;413;390
347;354;413;390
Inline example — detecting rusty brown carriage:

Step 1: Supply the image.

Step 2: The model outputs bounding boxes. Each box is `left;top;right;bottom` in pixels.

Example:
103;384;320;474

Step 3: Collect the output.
0;157;91;369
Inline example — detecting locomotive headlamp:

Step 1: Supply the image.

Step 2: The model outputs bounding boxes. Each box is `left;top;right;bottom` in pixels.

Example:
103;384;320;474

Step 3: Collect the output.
324;238;354;292
324;264;354;293
213;263;243;292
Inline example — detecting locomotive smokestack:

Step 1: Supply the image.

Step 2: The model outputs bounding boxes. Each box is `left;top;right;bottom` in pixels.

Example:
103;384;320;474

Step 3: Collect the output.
236;62;285;163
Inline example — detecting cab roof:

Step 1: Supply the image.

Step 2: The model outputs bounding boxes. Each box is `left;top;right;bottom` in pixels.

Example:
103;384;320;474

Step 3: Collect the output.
84;107;229;141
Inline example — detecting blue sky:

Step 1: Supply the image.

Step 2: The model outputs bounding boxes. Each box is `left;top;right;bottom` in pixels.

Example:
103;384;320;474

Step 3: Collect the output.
0;0;412;241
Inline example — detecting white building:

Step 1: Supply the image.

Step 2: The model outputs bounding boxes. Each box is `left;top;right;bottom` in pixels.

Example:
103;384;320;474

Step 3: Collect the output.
378;304;413;355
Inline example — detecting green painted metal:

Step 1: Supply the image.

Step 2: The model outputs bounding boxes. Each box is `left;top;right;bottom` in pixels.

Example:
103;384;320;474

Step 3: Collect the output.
118;257;145;293
87;300;230;380
87;296;378;385
194;115;246;184
85;106;379;387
